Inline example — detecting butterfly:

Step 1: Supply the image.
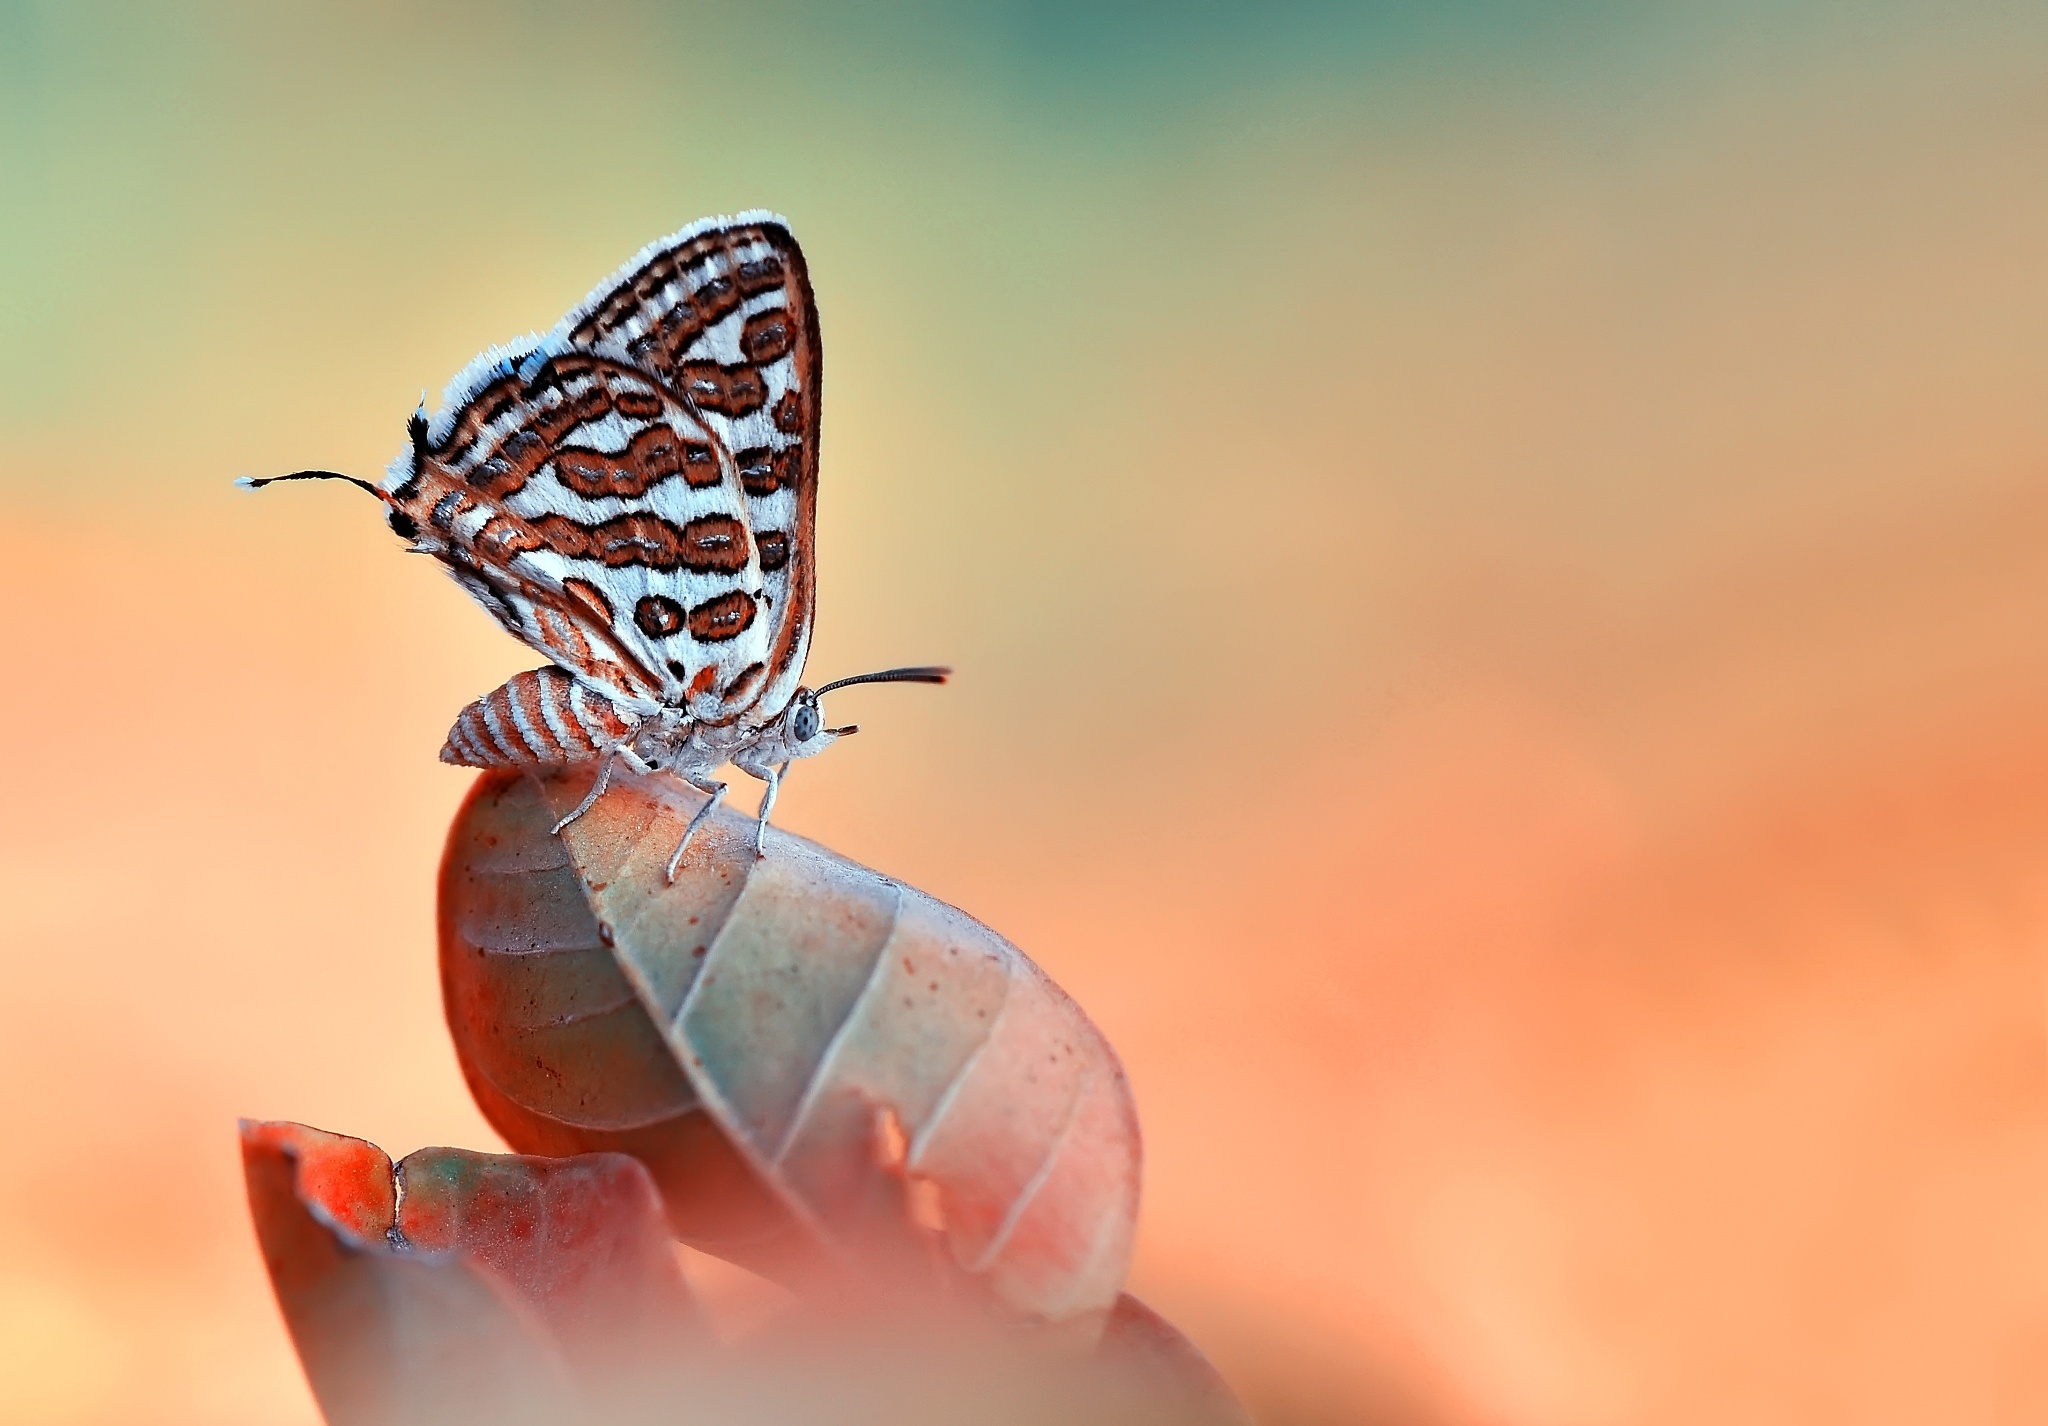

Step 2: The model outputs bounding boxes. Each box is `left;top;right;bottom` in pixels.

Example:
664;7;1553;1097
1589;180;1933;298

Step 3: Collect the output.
245;212;947;877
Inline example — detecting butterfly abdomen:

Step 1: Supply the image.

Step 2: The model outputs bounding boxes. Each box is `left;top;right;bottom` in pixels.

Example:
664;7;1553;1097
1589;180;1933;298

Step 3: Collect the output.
440;667;635;768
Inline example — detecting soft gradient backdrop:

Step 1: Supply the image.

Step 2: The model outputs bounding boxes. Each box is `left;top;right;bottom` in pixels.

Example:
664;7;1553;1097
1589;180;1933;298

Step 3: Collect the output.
4;2;2047;1422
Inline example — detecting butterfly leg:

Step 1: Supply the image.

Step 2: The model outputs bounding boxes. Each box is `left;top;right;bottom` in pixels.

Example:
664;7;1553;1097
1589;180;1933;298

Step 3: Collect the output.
745;762;790;852
747;762;792;858
549;742;654;836
666;775;729;883
551;749;621;835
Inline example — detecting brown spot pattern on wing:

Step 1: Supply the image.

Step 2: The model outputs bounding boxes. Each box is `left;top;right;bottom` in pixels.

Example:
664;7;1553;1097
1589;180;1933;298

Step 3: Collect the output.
521;599;656;702
551;425;687;499
628;308;700;373
573;230;730;343
772;389;804;434
724;661;766;701
678;362;768;418
524;511;750;574
539;220;821;721
687;591;756;642
529;605;593;663
636;272;742;374
680;440;722;488
561;578;614;627
526;513;687;570
772;444;803;493
693;272;740;326
734;446;778;497
427;356;684;505
633;595;686;638
476;515;544;560
529;385;613;446
516;354;584;400
679;515;750;573
735;252;785;295
434;373;521;457
392;348;742;712
740;307;795;364
463;429;550;499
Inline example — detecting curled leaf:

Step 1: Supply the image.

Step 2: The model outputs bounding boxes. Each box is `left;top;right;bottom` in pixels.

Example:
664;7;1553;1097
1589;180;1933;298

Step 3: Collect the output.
240;1120;701;1425
1098;1295;1251;1425
440;767;1142;1334
392;1144;704;1382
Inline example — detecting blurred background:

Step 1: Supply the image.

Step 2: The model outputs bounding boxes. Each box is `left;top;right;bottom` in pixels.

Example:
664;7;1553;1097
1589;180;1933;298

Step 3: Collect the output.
3;1;2047;1421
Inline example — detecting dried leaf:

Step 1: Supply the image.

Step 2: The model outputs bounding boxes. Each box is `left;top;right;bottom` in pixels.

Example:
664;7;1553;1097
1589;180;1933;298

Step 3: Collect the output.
394;1144;704;1384
440;767;1142;1334
240;1120;702;1425
242;1121;575;1426
247;1121;1244;1424
1098;1295;1253;1425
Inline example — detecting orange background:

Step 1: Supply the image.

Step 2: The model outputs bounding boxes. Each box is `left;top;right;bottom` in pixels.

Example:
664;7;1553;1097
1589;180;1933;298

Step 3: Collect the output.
2;3;2046;1422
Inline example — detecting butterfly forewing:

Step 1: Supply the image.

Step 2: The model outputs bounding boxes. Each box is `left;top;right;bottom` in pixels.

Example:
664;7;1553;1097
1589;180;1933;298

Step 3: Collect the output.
557;214;820;726
382;212;834;725
385;214;819;729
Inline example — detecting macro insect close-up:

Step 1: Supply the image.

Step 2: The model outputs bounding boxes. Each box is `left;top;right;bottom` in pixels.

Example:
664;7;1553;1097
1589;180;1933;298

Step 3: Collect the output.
6;7;2046;1426
245;215;951;878
231;212;1195;1417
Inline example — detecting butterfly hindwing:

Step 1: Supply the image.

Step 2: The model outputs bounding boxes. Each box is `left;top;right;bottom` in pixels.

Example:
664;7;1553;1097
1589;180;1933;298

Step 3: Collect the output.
557;213;820;726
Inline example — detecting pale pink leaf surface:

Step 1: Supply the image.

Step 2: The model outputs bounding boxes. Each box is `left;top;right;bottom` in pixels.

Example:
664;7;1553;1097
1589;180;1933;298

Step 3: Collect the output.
245;1123;1245;1422
1098;1294;1254;1424
394;1145;704;1384
240;1121;577;1426
240;1120;703;1424
439;766;1143;1332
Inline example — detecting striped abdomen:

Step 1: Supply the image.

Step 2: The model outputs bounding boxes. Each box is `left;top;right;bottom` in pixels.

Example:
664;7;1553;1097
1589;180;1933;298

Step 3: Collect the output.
441;667;636;767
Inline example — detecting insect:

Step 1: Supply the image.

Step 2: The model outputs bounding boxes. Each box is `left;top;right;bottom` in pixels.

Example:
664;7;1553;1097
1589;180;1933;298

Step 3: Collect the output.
244;213;947;877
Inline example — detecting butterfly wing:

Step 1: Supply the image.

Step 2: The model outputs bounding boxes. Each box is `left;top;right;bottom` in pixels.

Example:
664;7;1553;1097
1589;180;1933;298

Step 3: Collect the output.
384;351;775;719
554;213;820;727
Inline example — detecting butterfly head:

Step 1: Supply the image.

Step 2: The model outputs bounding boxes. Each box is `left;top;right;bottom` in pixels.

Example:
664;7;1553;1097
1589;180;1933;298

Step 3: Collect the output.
778;689;846;758
767;665;952;761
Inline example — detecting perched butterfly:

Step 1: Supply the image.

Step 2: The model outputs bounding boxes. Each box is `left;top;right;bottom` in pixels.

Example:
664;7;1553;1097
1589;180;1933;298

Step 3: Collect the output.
245;213;947;877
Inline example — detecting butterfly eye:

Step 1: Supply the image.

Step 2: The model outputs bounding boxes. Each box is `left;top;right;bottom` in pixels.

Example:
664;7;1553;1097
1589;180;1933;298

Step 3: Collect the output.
791;701;821;743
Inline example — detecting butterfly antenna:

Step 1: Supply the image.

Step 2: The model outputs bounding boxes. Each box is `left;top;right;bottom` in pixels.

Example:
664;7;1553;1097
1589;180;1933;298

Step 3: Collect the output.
812;666;952;697
235;470;387;500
